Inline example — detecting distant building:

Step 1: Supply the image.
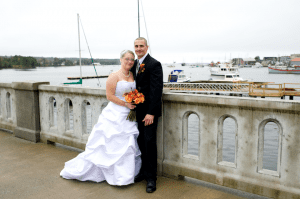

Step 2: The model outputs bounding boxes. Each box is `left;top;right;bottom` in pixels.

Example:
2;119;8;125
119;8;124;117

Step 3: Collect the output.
280;56;291;63
263;57;277;65
243;58;256;66
291;58;300;66
290;54;300;59
231;58;243;65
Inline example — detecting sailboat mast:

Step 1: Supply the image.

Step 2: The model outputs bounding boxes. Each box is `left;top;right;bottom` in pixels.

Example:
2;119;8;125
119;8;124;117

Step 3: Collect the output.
138;0;140;37
77;13;82;82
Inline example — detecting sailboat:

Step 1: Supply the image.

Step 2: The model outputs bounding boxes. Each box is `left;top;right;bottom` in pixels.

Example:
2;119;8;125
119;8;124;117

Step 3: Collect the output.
65;0;150;85
64;14;102;86
64;14;83;85
137;0;151;54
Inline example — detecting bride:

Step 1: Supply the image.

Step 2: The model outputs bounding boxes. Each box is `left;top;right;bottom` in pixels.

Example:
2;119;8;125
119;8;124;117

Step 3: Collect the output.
60;50;141;186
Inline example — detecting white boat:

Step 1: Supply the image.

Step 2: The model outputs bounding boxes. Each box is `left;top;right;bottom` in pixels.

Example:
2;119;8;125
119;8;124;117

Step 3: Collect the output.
168;70;190;82
252;62;263;68
210;63;239;76
209;73;246;82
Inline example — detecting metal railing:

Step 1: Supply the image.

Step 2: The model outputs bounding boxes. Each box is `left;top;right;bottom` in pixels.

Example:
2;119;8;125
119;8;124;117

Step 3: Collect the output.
164;82;250;93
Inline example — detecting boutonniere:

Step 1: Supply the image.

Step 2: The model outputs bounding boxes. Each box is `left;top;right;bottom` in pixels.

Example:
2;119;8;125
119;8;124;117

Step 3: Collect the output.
138;64;145;74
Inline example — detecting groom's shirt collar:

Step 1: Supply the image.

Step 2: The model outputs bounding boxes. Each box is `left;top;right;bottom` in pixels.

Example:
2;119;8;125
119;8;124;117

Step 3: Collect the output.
138;53;148;65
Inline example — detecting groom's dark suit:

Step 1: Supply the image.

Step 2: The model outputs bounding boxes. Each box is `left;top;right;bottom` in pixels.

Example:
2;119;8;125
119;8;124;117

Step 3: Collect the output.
130;54;163;181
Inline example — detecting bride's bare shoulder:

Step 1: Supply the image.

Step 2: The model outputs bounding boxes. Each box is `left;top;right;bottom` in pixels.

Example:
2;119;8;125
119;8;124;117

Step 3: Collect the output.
107;71;120;84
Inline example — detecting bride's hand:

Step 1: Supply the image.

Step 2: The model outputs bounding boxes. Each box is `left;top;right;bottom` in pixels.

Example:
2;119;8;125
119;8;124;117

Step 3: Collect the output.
125;102;136;109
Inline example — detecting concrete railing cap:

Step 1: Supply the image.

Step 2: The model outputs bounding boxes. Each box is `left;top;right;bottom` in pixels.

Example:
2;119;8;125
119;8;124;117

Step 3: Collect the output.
12;81;50;91
0;82;13;88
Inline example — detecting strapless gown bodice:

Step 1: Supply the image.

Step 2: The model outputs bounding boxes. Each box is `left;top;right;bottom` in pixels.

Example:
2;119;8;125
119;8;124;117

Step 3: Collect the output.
60;81;141;185
115;80;136;100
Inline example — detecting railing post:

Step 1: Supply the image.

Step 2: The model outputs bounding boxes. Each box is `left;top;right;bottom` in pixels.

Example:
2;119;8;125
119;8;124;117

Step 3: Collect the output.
12;81;49;142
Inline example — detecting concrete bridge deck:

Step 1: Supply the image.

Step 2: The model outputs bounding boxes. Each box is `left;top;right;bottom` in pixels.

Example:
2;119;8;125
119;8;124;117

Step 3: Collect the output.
0;130;269;199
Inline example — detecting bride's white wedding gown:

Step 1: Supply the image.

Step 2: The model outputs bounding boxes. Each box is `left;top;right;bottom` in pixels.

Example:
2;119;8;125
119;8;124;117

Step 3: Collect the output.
60;81;141;185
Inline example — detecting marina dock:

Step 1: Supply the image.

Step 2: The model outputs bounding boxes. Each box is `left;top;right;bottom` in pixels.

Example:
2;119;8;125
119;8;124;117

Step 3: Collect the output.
67;75;108;80
164;82;300;99
249;83;300;98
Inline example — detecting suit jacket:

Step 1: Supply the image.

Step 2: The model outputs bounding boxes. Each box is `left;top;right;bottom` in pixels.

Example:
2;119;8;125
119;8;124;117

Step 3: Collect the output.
130;54;163;121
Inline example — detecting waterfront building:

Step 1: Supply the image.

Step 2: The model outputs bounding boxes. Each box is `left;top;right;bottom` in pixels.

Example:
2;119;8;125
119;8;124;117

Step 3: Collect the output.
242;58;256;66
263;57;277;65
290;54;300;59
291;58;300;66
231;58;243;65
279;56;291;63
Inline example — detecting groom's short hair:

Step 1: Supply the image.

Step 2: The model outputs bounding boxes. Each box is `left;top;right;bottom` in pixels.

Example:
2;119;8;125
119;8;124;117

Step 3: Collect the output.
135;37;148;46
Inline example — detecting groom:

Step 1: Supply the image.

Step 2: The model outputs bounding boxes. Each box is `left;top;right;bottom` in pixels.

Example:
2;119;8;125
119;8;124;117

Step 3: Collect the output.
130;37;163;193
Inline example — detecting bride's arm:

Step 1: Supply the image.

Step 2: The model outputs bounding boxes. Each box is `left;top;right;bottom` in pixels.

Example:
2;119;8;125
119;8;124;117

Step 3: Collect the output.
106;73;135;109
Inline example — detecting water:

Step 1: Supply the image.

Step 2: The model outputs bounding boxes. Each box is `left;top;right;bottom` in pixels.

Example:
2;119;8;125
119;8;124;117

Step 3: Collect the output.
0;65;117;88
1;65;299;171
1;65;300;87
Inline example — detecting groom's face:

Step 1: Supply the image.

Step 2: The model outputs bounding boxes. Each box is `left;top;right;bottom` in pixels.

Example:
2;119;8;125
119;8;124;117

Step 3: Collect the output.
134;40;148;59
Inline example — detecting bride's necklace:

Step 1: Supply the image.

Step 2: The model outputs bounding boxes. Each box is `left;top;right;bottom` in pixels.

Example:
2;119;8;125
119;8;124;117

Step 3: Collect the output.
121;70;130;78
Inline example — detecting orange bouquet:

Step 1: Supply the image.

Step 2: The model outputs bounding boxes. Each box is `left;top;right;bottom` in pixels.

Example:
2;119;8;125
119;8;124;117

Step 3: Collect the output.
124;89;145;121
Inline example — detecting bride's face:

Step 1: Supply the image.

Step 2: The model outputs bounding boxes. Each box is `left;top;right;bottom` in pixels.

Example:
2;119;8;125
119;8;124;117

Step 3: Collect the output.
121;53;135;70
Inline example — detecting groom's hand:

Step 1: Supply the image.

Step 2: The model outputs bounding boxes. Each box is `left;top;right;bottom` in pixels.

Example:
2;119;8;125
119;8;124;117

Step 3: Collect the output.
142;114;154;126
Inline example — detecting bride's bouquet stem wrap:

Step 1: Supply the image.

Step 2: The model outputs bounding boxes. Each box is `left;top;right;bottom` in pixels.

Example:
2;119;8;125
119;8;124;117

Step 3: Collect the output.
124;89;145;122
126;108;136;122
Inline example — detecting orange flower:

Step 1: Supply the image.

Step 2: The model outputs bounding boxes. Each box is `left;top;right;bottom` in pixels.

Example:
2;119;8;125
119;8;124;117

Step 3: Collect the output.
125;95;133;103
124;90;145;104
134;98;141;104
124;89;145;121
138;64;146;74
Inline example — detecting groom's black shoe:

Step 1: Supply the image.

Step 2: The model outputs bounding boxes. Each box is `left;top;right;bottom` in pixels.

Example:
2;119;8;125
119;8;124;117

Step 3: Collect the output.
134;173;145;183
146;179;156;193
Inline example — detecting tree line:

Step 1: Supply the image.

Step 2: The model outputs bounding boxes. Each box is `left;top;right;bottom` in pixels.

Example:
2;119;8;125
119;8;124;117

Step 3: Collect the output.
0;56;38;69
0;55;120;69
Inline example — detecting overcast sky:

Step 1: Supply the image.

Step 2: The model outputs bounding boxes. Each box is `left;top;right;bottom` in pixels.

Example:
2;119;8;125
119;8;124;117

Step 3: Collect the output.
1;0;299;63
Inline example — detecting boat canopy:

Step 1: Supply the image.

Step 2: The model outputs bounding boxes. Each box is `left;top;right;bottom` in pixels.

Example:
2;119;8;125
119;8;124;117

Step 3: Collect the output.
170;70;183;74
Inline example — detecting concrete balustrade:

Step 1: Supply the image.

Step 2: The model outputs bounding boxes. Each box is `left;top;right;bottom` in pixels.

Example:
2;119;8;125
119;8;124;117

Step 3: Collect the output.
38;84;108;150
0;83;17;132
161;92;300;198
13;81;50;142
0;81;300;198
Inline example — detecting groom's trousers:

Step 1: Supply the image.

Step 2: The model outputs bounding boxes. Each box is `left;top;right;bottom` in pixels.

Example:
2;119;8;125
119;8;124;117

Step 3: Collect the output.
137;117;159;181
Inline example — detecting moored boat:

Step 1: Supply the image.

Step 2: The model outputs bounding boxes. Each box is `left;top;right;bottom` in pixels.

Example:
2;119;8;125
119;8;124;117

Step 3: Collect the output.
210;63;239;76
167;69;191;82
268;65;300;74
253;62;263;68
209;73;246;82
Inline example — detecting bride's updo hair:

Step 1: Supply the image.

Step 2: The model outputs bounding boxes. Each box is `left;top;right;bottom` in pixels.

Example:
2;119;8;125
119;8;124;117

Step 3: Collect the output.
120;50;135;59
